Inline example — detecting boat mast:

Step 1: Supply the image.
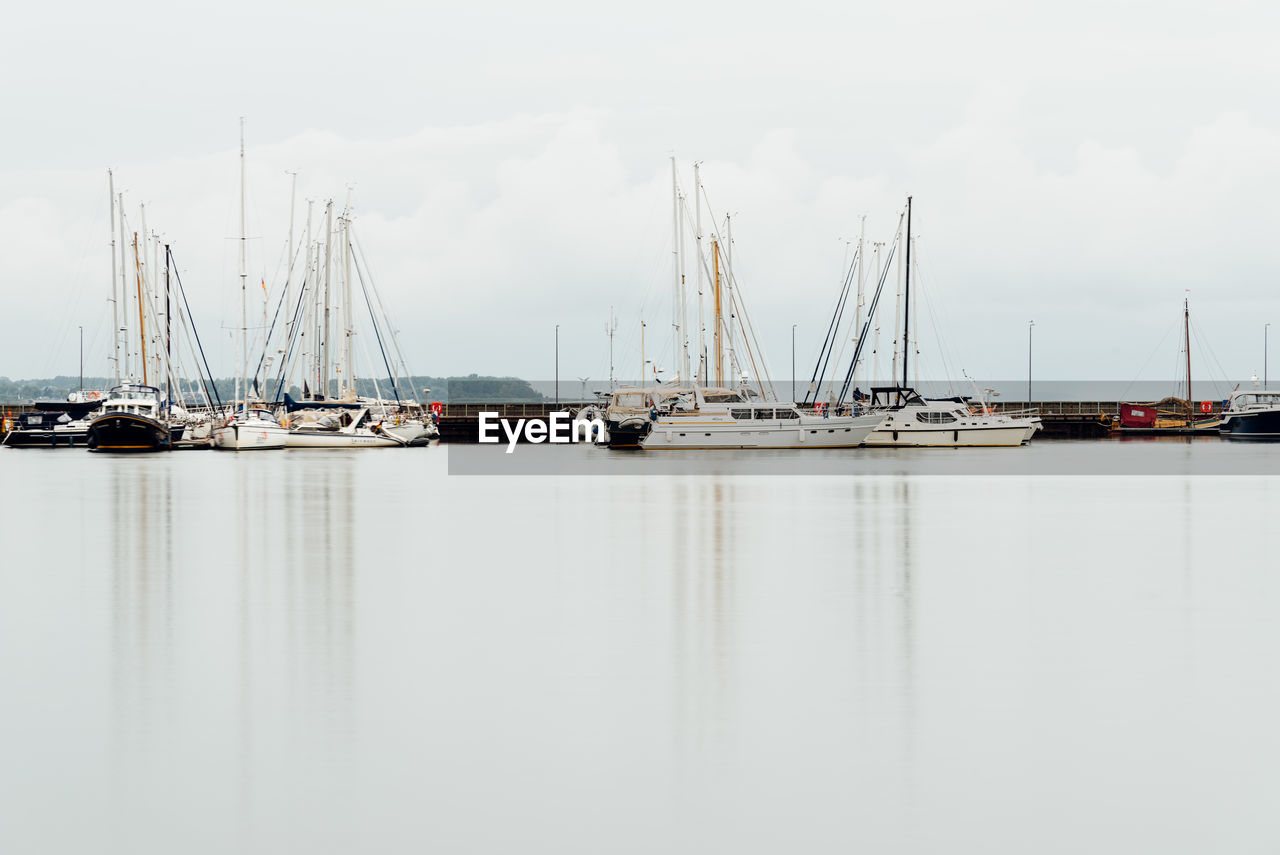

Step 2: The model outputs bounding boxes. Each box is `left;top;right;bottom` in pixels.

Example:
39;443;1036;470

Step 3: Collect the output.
1185;293;1192;416
322;201;333;399
726;213;738;386
285;170;298;351
713;239;723;385
694;162;705;385
238;118;248;413
164;244;171;409
119;192;129;380
670;157;681;382
108;170;120;385
342;188;354;399
903;195;913;389
640;320;646;393
133;232;148;385
854;214;865;392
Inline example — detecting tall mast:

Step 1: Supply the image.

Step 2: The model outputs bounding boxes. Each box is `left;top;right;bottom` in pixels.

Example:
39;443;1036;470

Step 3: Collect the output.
713;239;723;385
725;213;738;385
285;170;298;349
164;244;171;408
133;232;148;385
854;214;865;390
238;118;248;412
903;195;913;389
342;190;354;399
322;201;333;399
1185;293;1192;412
640;320;646;393
108;170;120;385
670;156;681;382
119;192;130;379
694;162;705;385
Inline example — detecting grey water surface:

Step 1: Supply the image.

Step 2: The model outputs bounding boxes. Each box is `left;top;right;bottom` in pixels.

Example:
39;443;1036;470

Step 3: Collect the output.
1;443;1277;853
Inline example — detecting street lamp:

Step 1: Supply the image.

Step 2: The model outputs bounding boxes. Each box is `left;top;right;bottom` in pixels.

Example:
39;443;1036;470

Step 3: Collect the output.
1027;320;1035;403
78;326;83;393
1267;323;1271;387
555;324;560;406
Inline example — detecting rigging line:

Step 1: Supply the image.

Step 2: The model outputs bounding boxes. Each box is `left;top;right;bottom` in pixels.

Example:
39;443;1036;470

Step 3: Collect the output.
348;227;413;390
1118;319;1178;401
731;287;774;401
350;247;401;403
805;246;859;404
1189;320;1234;392
271;272;313;403
836;228;903;407
169;247;223;409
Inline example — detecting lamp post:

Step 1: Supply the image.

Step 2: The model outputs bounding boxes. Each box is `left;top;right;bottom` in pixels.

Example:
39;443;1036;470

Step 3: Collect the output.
78;326;83;393
555;324;559;407
1027;320;1035;404
1267;323;1271;387
791;324;797;402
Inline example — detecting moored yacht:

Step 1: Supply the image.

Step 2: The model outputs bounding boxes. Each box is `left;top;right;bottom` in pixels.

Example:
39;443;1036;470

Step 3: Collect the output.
639;386;882;449
1218;390;1280;439
211;406;288;451
862;387;1040;447
87;384;178;452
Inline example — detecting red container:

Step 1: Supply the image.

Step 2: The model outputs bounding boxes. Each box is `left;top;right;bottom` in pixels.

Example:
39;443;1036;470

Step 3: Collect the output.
1120;403;1158;428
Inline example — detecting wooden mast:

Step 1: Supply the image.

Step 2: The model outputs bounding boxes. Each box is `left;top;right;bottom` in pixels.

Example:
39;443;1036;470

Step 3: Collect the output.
1185;293;1192;423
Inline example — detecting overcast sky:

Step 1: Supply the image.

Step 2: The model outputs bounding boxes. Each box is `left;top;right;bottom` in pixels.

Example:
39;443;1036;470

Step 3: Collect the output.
3;0;1278;392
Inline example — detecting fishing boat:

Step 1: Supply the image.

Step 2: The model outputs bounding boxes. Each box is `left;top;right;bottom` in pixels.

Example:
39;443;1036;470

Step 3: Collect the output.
87;384;179;452
1115;295;1220;434
1219;389;1280;438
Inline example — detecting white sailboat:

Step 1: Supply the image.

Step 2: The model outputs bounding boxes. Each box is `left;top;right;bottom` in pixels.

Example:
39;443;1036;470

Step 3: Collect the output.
213;120;288;452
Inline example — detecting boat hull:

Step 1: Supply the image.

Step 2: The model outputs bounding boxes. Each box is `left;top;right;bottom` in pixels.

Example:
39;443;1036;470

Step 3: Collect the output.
1219;409;1280;439
641;414;881;449
87;413;173;452
285;429;401;448
211;422;288;450
864;419;1040;447
2;427;91;448
605;418;651;449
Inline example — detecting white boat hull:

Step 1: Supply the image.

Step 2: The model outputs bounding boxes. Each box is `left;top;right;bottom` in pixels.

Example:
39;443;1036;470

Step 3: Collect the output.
643;414;882;449
864;419;1040;447
285;430;401;448
211;422;289;450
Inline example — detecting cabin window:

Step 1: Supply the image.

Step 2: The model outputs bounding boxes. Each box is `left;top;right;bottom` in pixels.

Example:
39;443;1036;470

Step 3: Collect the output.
775;408;798;420
917;412;957;424
731;408;753;420
703;393;744;403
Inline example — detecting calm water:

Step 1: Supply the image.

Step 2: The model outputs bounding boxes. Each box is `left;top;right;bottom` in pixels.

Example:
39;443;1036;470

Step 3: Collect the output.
1;443;1278;853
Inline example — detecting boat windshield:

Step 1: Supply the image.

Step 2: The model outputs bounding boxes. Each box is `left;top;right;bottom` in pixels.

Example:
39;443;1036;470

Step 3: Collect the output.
1230;393;1280;410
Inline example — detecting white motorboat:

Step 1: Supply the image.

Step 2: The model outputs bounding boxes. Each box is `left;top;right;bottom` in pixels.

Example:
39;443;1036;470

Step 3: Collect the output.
1219;389;1280;439
862;387;1040;447
640;386;882;449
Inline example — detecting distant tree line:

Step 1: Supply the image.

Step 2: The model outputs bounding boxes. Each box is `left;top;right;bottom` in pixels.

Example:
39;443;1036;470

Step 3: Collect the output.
0;374;544;404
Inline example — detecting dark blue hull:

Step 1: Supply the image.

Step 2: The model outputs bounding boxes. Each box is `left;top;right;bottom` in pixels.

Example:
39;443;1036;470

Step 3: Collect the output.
88;413;175;452
2;428;90;448
1219;410;1280;439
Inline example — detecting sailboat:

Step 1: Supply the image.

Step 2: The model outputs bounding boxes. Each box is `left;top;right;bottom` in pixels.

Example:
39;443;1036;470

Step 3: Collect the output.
268;194;433;448
212;121;288;451
1116;295;1219;434
845;197;1041;447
